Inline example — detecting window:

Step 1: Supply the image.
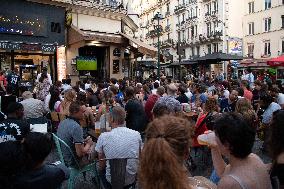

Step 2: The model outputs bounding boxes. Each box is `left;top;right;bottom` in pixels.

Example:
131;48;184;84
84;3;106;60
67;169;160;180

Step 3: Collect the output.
167;33;170;40
265;0;271;10
167;4;170;12
182;30;186;41
178;31;181;41
247;43;254;57
213;43;218;52
167;19;169;26
248;2;254;13
282;40;284;53
190;8;193;18
264;18;271;32
206;4;210;15
282;15;284;28
191;26;194;38
195;25;198;37
182;13;185;22
207;23;212;37
264;41;271;55
248;22;254;35
197;46;200;56
195;6;198;17
207;44;212;54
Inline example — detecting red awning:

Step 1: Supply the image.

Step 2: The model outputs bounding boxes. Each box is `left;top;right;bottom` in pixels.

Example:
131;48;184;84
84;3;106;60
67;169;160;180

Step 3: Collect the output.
267;55;284;66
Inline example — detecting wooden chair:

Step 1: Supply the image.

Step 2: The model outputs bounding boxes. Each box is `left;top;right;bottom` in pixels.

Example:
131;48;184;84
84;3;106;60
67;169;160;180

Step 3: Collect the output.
52;133;100;189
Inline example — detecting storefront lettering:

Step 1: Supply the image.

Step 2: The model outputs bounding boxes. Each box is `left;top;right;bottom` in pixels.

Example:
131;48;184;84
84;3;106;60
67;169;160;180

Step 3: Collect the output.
0;42;21;50
0;41;56;52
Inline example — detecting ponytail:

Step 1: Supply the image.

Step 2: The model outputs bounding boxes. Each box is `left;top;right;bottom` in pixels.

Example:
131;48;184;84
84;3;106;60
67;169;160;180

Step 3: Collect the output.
139;116;192;189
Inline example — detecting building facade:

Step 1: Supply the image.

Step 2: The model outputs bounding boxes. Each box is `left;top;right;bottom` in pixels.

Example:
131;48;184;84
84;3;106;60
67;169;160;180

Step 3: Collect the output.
242;0;284;80
0;0;65;82
131;0;245;78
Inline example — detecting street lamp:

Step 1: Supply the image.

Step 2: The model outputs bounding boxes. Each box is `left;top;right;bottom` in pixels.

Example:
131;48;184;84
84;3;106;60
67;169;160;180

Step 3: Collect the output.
152;12;163;80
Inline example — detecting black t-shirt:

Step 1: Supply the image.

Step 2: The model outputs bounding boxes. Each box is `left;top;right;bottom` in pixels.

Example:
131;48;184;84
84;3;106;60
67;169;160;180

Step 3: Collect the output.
88;94;99;107
176;94;189;104
7;73;20;89
14;164;69;189
0;118;30;143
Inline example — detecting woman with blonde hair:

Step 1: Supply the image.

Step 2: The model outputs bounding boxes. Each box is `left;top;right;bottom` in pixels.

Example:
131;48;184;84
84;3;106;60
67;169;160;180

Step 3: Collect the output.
59;89;76;115
139;116;216;189
235;98;257;129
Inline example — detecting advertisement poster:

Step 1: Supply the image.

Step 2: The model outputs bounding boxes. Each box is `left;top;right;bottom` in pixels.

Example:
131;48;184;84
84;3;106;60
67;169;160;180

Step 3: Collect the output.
228;38;242;56
57;46;66;81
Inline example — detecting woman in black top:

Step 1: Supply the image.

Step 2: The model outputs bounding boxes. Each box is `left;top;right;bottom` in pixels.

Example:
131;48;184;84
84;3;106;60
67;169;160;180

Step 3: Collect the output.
269;110;284;189
176;85;189;104
124;87;148;133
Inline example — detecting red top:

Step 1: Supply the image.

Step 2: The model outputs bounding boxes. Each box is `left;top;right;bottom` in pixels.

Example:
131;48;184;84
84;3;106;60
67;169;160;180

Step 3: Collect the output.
0;75;7;87
144;94;159;121
192;113;208;147
244;89;253;102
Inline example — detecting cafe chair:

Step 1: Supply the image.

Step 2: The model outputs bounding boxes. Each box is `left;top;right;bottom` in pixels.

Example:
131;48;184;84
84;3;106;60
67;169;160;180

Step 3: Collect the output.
52;133;100;189
98;158;138;189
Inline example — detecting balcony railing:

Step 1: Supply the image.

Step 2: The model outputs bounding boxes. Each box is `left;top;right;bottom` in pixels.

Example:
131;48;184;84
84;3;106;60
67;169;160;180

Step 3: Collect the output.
165;11;171;17
174;4;186;14
165;25;171;32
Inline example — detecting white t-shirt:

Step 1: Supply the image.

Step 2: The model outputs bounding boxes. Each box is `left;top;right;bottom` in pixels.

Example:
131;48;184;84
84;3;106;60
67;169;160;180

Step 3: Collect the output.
277;93;284;105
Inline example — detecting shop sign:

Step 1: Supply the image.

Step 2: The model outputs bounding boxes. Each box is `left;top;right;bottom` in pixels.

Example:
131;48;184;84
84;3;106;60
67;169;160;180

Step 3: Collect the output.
57;46;66;81
0;41;56;52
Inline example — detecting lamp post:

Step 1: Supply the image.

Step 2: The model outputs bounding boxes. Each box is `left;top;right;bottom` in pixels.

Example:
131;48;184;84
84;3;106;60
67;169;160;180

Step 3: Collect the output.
153;12;163;80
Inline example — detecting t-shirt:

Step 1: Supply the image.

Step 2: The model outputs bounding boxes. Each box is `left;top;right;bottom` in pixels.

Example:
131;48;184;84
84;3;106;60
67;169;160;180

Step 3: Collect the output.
176;94;189;104
14;163;69;189
7;73;20;90
57;117;84;166
220;98;236;112
244;89;253;102
0;118;30;143
262;102;281;124
95;126;141;186
144;94;159;121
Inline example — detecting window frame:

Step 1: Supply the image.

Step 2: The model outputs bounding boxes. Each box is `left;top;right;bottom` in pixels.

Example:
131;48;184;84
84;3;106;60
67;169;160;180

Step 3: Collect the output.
264;17;271;32
264;41;271;55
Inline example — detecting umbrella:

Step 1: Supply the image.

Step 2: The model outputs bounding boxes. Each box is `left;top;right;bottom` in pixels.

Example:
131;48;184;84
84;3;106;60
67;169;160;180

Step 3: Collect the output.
195;52;244;64
267;55;284;67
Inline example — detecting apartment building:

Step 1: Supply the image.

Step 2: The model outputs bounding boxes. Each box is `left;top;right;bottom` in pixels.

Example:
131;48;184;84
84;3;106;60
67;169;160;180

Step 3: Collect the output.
243;0;284;59
131;0;245;77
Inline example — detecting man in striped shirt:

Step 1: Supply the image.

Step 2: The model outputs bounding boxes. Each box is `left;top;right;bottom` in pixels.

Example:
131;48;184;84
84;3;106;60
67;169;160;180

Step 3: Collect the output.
95;106;141;189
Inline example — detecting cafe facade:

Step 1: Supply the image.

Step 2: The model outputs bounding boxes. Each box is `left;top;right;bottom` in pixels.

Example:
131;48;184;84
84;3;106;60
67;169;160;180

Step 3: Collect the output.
0;0;65;82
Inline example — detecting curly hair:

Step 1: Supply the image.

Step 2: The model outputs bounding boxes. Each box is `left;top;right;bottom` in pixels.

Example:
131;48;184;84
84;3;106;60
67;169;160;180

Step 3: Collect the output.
139;116;193;189
214;112;256;159
235;98;257;128
269;110;284;160
204;97;218;113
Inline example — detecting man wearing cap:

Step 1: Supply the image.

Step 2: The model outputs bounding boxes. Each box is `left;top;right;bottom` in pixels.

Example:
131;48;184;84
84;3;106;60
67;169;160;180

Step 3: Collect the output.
20;91;46;119
0;102;30;143
36;67;52;85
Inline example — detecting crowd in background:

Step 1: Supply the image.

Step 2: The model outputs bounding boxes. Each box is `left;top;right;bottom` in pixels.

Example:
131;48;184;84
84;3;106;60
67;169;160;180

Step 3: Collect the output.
0;67;283;189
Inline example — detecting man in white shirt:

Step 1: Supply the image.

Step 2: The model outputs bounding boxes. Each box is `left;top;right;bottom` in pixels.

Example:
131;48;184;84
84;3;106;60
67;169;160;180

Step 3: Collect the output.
95;106;141;189
241;68;254;88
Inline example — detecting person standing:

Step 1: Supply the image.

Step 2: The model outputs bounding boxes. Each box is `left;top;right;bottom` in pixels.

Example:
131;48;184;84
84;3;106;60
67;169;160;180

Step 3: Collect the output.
7;68;20;96
36;67;52;85
34;73;51;101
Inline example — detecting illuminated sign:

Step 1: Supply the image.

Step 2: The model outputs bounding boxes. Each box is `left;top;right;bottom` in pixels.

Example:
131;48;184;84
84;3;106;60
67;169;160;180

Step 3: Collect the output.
0;41;56;52
0;13;47;36
228;38;242;56
57;46;66;81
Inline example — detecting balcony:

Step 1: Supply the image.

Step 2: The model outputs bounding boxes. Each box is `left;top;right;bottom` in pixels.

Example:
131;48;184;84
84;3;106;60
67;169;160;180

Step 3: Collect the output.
174;4;186;14
161;39;174;48
165;11;171;17
165;25;171;32
188;0;197;4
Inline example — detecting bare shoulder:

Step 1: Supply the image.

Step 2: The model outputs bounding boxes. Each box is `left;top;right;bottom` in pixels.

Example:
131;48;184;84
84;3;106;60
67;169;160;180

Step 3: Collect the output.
218;176;242;189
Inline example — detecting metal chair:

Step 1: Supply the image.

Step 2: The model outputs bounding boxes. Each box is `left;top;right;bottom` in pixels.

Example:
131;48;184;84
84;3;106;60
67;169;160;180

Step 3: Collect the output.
99;158;137;189
52;133;100;189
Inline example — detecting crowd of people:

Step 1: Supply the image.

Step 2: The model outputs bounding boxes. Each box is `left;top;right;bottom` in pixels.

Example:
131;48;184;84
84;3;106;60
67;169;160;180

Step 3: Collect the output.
0;67;283;189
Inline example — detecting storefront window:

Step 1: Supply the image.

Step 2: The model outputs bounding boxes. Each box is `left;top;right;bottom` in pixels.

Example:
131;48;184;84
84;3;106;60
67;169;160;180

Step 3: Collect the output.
277;69;284;80
113;60;120;74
